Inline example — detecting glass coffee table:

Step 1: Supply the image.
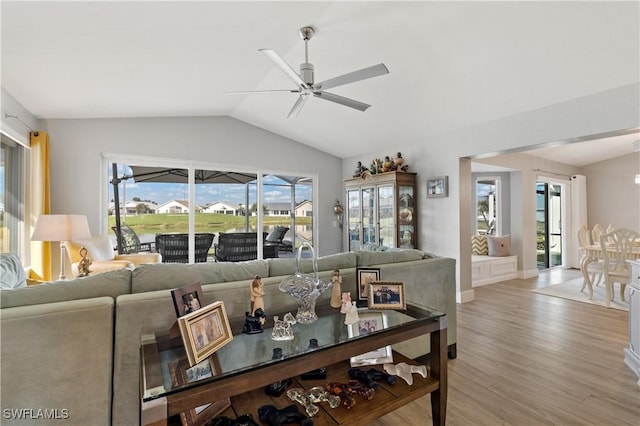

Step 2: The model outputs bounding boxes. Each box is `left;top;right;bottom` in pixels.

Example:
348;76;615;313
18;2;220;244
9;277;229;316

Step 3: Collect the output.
141;303;447;426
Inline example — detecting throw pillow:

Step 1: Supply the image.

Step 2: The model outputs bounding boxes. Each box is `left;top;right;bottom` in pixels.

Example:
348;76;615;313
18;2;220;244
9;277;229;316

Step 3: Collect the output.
487;235;511;257
471;235;488;255
0;253;27;289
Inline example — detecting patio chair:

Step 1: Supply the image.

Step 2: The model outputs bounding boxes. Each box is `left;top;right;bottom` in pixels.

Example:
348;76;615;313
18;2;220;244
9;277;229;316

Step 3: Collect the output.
112;225;153;254
155;233;215;263
266;226;293;252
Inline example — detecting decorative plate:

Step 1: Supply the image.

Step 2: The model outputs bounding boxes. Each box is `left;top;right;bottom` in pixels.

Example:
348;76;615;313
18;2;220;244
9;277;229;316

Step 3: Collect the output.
399;208;412;224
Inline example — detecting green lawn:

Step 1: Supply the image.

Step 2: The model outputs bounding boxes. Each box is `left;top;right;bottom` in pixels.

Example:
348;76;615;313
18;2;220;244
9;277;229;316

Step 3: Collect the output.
107;213;310;235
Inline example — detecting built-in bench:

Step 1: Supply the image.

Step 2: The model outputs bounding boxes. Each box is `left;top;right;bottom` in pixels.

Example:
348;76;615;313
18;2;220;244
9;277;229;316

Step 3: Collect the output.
471;234;518;287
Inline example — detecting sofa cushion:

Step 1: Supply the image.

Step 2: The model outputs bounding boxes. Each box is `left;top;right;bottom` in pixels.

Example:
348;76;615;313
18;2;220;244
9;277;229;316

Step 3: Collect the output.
487;234;511;257
471;234;489;255
131;260;270;293
0;268;132;309
0;253;27;289
267;252;356;277
355;249;426;266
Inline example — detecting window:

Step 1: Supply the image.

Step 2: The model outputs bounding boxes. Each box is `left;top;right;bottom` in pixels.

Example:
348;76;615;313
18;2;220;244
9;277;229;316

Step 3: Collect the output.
0;134;25;255
104;156;315;260
476;177;501;235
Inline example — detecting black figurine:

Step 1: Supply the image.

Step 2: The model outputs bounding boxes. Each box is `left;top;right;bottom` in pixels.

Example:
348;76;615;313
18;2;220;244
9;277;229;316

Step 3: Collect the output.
301;339;327;380
242;308;265;334
207;414;259;426
348;367;397;389
265;348;292;396
257;404;314;426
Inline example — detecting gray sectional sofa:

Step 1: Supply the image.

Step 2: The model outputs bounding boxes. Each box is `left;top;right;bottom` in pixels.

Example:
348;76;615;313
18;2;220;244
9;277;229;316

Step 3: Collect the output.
0;249;456;426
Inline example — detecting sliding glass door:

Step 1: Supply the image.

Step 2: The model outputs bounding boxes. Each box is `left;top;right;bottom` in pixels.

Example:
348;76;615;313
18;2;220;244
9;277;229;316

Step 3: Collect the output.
536;182;563;269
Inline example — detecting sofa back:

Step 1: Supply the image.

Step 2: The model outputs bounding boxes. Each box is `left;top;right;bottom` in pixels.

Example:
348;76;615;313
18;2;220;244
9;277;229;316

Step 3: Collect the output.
0;268;132;309
1;297;115;425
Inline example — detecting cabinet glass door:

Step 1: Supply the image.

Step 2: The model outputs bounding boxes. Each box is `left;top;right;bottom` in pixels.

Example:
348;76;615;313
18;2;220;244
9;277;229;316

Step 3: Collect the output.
399;185;415;248
347;189;361;251
378;184;395;248
362;187;376;245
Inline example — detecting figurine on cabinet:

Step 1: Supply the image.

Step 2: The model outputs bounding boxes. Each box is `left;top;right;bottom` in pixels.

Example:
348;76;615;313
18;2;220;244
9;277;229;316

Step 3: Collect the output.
353;161;368;177
330;269;343;308
242;308;266;334
77;246;92;277
344;301;359;325
272;312;296;341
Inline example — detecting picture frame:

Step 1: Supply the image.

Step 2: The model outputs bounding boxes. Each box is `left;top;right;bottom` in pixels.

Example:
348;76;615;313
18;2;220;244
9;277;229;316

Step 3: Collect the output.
171;282;205;318
356;267;381;304
347;311;394;367
178;301;233;366
368;281;406;310
169;356;231;426
426;176;448;198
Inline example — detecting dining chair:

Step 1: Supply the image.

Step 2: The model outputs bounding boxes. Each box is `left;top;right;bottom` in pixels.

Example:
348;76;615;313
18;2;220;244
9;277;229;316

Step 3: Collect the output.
578;225;601;294
591;224;604;246
591;228;639;307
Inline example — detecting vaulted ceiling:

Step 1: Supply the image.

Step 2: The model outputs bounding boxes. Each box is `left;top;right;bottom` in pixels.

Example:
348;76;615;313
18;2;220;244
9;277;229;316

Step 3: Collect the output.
2;1;638;163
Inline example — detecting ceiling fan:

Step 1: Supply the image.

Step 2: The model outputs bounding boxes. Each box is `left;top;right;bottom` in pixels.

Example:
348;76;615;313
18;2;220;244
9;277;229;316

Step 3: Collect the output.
226;26;389;118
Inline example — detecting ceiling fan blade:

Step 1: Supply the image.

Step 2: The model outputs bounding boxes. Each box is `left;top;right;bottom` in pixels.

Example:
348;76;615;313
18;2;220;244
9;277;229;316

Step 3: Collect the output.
315;63;389;91
287;93;310;118
225;89;299;95
259;49;309;89
313;91;371;112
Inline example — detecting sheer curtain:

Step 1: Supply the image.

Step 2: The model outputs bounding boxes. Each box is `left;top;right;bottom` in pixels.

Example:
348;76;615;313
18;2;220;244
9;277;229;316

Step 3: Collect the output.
29;131;52;281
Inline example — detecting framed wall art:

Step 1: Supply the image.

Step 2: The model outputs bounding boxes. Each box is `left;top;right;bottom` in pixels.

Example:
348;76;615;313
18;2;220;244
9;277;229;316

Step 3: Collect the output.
347;311;393;367
426;176;448;198
356;267;381;304
171;282;205;318
368;281;406;310
178;301;233;366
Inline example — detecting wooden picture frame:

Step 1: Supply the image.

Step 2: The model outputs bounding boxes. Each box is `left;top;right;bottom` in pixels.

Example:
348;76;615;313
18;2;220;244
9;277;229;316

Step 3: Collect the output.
356;267;381;304
178;301;233;366
171;282;205;318
169;356;231;426
368;281;406;310
426;176;448;198
347;311;393;367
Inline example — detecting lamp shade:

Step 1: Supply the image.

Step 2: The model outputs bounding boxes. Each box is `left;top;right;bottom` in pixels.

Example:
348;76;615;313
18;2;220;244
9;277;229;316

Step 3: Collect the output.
32;215;92;242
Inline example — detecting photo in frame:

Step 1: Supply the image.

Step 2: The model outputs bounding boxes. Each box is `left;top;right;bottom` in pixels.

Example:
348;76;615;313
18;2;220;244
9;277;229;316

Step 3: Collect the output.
169;356;231;426
171;282;206;318
178;301;233;366
368;281;406;310
347;311;393;367
426;176;448;198
356;267;381;305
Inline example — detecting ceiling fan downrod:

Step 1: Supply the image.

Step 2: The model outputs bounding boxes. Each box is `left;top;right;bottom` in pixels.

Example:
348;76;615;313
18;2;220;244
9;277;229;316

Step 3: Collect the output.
299;26;315;86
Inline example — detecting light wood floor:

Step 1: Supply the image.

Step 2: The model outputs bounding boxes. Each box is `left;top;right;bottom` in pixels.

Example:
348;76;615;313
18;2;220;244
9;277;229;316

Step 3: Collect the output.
371;268;640;425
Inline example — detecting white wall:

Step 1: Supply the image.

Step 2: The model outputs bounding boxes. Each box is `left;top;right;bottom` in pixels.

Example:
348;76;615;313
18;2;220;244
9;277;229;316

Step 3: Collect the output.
583;153;640;232
343;83;640;302
44;116;344;259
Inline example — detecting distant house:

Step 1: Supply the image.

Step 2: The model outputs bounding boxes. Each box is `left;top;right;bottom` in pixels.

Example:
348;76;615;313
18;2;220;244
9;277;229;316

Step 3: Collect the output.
203;201;243;215
156;200;202;214
295;200;313;217
108;200;158;215
265;200;312;217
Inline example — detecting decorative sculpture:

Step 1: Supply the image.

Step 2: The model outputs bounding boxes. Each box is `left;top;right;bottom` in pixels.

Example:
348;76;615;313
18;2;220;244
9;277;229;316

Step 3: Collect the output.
329;269;343;308
77;246;92;277
250;275;265;316
325;380;375;409
271;312;296;341
348;367;397;388
382;362;428;386
257;404;314;426
286;387;340;418
242;308;265;334
340;292;351;314
344;301;359;325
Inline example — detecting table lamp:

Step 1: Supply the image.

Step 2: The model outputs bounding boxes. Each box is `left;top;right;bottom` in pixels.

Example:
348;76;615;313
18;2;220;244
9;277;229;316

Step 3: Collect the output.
32;214;92;280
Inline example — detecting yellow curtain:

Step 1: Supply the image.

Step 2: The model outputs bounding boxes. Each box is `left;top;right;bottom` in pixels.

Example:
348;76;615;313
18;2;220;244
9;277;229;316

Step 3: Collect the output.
29;131;51;281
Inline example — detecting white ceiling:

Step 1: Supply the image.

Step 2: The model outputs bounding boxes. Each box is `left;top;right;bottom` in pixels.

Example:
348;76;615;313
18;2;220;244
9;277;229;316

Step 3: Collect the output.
1;1;639;163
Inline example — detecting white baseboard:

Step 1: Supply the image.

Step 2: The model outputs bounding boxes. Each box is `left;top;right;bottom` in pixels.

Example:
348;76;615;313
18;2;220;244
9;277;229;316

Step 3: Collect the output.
458;289;475;303
520;268;539;279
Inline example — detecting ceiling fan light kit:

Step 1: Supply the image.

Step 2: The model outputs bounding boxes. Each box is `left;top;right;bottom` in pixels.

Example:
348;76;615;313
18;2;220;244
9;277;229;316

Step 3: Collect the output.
226;26;389;118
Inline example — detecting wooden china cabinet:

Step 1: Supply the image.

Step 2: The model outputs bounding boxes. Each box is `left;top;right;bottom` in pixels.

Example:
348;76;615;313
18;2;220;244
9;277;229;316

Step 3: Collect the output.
344;171;417;251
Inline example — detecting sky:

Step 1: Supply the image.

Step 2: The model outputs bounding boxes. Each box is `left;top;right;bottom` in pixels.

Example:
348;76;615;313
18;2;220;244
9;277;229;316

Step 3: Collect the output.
108;164;312;207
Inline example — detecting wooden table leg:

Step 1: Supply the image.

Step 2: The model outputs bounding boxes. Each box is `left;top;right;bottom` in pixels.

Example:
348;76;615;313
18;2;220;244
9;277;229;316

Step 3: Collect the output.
430;318;448;426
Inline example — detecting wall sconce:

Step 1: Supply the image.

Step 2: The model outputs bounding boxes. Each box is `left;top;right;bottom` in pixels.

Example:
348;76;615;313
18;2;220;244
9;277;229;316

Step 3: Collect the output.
31;214;92;280
333;199;344;229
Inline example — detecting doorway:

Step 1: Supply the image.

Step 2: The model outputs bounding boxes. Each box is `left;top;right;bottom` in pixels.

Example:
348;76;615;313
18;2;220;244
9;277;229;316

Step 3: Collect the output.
536;181;563;269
